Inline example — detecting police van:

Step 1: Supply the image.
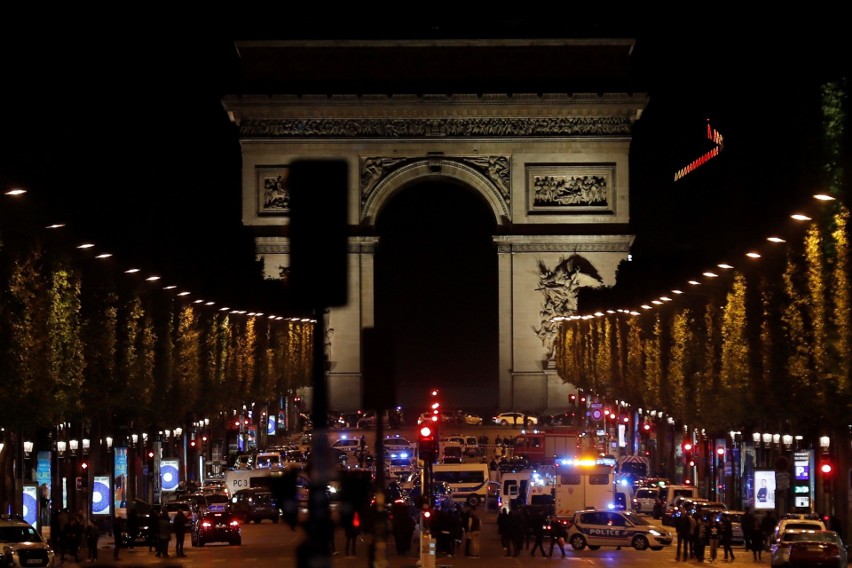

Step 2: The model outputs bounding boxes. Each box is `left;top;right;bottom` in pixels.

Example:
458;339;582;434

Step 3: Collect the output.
430;462;490;507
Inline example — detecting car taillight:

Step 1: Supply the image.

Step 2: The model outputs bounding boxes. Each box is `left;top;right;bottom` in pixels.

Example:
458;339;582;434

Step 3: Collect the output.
230;520;240;527
202;521;212;528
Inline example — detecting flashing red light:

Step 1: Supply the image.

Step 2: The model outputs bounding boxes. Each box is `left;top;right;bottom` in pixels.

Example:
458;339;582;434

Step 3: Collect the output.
353;511;360;528
420;426;433;438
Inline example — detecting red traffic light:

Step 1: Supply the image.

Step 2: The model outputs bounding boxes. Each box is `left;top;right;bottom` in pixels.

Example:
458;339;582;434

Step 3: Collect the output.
682;441;693;452
717;447;726;456
642;422;651;432
820;462;833;474
419;425;433;439
80;461;88;470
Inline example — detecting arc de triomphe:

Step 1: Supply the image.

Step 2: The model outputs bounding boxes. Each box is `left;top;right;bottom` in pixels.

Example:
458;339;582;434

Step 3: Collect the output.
223;39;646;412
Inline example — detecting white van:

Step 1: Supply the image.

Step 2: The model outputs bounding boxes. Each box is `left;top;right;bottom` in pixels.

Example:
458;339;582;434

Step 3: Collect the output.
430;462;491;507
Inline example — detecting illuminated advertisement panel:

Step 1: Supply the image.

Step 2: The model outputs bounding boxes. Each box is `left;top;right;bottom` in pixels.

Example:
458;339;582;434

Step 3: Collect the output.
22;485;38;527
160;459;180;492
114;447;128;514
92;475;111;516
754;469;776;510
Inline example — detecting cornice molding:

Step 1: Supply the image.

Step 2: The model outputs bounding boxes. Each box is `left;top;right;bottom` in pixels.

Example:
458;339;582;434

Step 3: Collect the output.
237;115;634;139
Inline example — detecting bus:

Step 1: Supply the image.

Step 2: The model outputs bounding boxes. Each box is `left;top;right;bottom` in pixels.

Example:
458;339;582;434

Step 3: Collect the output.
429;462;491;507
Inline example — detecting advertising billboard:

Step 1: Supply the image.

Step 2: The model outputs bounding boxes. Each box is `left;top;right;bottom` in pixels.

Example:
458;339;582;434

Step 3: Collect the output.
92;475;111;516
22;485;38;527
114;447;128;515
160;458;181;492
754;469;776;510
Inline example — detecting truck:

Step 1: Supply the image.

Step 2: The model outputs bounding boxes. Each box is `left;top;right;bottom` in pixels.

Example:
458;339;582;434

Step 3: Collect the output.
553;463;616;520
512;428;584;466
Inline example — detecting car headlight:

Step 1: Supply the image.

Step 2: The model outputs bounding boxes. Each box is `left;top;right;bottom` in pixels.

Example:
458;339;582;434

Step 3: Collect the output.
648;529;662;536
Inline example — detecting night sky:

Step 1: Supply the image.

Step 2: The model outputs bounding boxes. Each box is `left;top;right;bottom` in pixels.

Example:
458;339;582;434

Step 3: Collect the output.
1;20;850;413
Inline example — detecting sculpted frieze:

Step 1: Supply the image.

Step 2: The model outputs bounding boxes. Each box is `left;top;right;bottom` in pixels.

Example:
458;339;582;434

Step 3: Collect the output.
240;116;632;138
361;156;510;205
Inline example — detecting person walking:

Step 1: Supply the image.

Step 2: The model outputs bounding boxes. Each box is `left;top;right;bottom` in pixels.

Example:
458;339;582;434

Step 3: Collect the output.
721;514;735;562
529;511;548;557
62;514;83;563
497;508;512;555
85;518;100;562
112;515;123;560
343;511;360;557
125;509;139;550
742;507;755;553
548;515;567;558
466;507;481;558
707;516;721;563
676;507;692;561
693;513;707;563
509;508;525;556
173;509;188;557
750;513;764;561
156;509;172;558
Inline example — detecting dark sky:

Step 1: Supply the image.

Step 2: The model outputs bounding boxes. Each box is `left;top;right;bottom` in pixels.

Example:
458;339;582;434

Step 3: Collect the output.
1;20;850;412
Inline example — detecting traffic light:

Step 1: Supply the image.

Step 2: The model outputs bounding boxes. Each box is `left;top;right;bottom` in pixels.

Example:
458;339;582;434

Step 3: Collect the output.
569;394;577;407
80;460;89;471
642;419;652;434
820;461;833;475
419;425;437;463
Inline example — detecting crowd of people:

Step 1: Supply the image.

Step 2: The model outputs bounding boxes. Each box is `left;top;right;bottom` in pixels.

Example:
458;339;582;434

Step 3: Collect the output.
47;504;191;563
674;506;777;563
495;505;566;558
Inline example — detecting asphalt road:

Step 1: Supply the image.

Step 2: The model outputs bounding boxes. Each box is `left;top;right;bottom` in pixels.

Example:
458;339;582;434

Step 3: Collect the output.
68;505;762;568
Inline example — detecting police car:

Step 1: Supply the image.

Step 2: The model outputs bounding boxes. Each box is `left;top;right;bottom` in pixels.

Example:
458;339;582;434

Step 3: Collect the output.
565;509;673;551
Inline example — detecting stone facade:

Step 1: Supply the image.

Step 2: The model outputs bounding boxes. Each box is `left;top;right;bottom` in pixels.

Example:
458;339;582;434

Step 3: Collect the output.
224;43;646;412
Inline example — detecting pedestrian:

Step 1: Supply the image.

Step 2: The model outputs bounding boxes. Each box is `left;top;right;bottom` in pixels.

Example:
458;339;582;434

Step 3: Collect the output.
173;510;188;557
156;509;172;558
343;510;360;557
147;509;158;552
707;516;721;563
742;507;755;553
548;516;566;558
126;509;139;550
750;513;764;561
509;508;525;556
466;507;481;558
653;496;664;519
693;513;707;563
761;511;776;552
62;514;83;563
529;511;548;556
85;518;100;562
497;508;512;556
676;507;692;561
112;514;124;560
721;514;735;562
391;503;415;556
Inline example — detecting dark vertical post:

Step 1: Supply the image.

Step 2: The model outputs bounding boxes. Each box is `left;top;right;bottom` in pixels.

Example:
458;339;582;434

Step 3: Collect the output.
289;159;349;568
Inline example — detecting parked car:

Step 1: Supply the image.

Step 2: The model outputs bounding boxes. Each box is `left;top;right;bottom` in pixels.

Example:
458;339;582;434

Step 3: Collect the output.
451;411;483;425
492;412;538;426
632;486;663;514
772;516;827;544
191;508;242;546
770;529;846;568
715;510;746;546
565;509;673;551
0;514;57;566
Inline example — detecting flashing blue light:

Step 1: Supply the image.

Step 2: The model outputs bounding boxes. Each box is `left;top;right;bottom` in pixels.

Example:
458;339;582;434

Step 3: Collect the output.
341;434;348;440
400;452;409;459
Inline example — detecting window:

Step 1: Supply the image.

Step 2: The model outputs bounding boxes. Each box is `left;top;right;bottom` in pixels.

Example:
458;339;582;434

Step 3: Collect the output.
560;474;581;485
589;474;610;485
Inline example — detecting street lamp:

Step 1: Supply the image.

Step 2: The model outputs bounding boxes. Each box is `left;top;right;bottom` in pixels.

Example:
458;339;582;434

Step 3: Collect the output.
69;439;79;457
23;441;33;459
57;441;67;459
819;436;830;453
82;438;90;456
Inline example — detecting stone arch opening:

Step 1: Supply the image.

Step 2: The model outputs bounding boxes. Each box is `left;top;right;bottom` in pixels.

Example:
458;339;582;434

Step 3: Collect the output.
374;178;499;411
